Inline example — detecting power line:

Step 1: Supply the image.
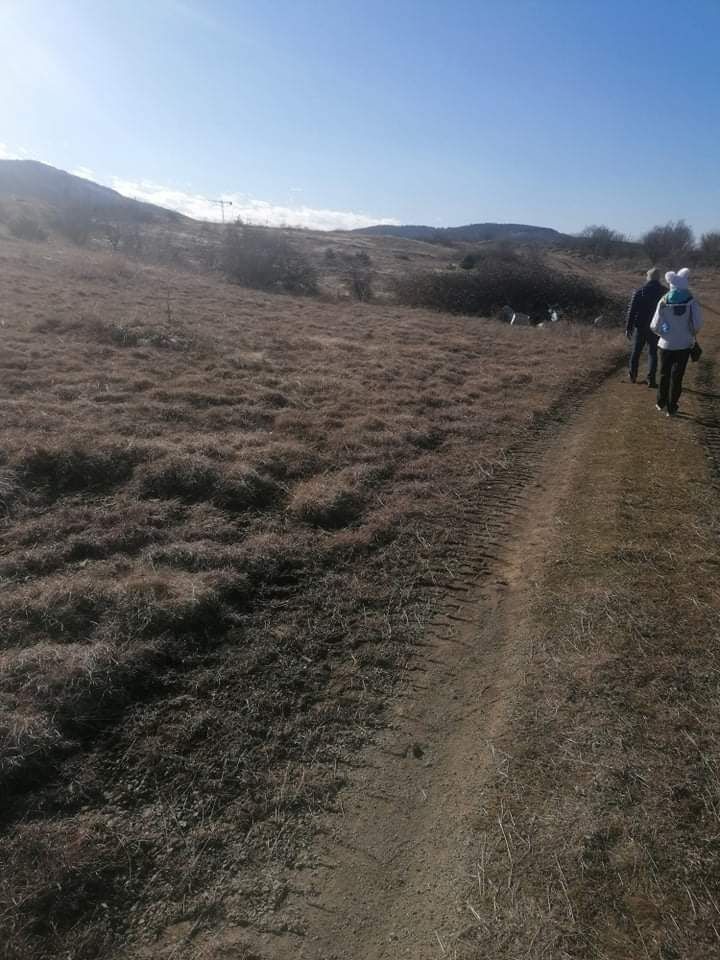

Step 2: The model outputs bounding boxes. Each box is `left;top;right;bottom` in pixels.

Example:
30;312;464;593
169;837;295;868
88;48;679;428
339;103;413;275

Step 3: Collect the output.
213;199;233;224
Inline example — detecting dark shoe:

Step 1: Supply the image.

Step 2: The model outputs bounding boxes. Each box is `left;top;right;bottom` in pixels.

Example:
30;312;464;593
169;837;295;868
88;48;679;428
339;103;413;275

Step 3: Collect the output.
646;380;657;389
667;407;678;417
629;374;637;383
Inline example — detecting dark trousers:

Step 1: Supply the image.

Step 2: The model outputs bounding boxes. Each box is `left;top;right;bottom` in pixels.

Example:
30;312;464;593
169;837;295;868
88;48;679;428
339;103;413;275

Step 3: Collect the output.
657;348;690;412
629;328;658;382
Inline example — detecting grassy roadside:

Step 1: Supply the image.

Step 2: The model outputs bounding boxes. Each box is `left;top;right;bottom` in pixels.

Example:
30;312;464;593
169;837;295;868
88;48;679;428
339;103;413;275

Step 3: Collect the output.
463;331;720;959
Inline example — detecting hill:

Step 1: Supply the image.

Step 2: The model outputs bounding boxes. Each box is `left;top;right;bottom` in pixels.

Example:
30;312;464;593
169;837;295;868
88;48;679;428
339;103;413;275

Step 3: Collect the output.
0;159;186;224
349;221;565;244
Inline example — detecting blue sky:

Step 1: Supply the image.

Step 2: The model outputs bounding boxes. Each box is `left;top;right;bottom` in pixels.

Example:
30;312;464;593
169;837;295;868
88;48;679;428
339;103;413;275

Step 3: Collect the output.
1;0;719;234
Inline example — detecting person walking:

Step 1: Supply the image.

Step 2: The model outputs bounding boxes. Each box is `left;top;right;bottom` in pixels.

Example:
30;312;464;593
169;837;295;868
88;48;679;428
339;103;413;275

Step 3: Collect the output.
650;268;703;417
625;267;666;386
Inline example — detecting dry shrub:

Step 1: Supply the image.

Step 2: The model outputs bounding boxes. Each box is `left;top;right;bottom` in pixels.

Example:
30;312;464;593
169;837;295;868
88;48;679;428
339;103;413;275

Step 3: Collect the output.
699;230;720;265
53;202;94;246
344;253;374;301
394;252;616;319
642;219;695;264
289;472;365;528
9;216;48;243
555;224;640;259
220;222;318;295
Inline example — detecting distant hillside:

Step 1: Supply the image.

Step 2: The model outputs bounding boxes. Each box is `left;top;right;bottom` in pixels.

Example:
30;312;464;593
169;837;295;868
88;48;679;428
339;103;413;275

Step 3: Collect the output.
350;222;565;245
0;160;186;224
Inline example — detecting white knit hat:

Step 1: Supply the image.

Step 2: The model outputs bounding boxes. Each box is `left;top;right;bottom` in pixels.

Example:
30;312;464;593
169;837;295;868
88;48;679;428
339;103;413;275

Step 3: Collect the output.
665;267;690;290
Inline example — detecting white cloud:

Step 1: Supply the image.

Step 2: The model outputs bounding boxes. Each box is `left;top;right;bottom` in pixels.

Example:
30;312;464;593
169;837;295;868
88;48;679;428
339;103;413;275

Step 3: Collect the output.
0;143;21;160
0;146;399;231
110;177;399;231
72;165;97;181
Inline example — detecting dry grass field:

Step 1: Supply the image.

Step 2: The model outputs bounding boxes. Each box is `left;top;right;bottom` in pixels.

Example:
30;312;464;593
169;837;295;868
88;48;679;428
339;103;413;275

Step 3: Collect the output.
0;233;627;958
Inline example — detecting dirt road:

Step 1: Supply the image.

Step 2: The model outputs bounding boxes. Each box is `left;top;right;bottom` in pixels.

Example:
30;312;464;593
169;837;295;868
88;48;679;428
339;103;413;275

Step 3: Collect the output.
166;299;720;960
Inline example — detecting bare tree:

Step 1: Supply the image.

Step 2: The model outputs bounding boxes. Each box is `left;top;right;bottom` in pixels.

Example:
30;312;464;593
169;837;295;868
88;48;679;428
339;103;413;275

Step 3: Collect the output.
642;220;695;264
700;231;720;265
579;225;629;257
344;252;373;301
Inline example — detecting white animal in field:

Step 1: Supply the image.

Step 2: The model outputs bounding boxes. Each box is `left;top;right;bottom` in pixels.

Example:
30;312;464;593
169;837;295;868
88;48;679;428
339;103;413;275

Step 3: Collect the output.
510;311;531;326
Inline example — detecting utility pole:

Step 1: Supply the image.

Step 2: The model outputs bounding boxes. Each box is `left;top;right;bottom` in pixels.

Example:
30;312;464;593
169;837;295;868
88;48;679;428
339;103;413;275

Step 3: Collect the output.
213;199;233;224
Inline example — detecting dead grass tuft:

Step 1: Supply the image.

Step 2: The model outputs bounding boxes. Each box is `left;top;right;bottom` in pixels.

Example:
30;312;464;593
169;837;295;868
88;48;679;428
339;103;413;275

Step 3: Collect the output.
0;818;131;960
137;457;281;512
18;445;143;495
213;467;281;513
0;468;21;515
138;456;223;502
289;473;366;528
256;441;324;480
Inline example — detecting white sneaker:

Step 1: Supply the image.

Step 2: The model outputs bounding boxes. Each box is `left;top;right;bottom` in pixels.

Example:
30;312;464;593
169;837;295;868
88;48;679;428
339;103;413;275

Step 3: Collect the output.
655;404;663;412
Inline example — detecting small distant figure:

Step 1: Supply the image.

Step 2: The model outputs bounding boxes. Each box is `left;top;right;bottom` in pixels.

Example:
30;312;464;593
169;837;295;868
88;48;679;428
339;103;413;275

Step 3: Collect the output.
625;267;667;387
548;305;561;323
650;268;703;417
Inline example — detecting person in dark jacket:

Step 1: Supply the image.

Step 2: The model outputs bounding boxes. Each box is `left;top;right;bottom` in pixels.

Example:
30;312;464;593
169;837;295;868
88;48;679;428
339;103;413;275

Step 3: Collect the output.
625;267;667;387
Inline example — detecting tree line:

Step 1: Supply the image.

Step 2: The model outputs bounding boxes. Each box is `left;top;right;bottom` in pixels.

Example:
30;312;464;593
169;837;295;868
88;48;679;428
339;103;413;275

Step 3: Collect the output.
578;221;720;264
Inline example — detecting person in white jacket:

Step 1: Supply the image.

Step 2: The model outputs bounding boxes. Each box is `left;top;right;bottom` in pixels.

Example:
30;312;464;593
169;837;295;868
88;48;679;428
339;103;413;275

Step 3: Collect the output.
650;268;703;416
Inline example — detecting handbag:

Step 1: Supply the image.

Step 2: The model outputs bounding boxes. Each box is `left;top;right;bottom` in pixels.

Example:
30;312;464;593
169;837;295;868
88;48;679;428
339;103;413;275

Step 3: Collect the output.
687;301;702;362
